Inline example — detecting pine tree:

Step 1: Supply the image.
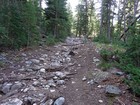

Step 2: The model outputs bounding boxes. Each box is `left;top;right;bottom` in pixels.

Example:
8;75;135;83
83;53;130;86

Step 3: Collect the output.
45;0;70;39
0;0;40;49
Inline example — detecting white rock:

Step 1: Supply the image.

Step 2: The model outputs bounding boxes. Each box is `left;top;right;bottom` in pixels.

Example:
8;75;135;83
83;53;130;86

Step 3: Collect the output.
98;100;103;103
93;58;100;62
40;68;46;73
23;88;29;92
72;81;76;84
87;80;94;85
78;64;81;67
82;76;87;81
53;76;58;80
50;89;55;93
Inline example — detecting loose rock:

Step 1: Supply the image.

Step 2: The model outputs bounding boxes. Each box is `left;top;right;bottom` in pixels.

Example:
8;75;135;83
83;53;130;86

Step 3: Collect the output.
40;68;46;73
55;72;66;79
31;59;40;64
82;76;87;81
40;99;54;105
11;82;23;91
56;80;65;85
53;97;65;105
116;72;124;76
1;98;23;105
105;85;121;96
2;83;13;94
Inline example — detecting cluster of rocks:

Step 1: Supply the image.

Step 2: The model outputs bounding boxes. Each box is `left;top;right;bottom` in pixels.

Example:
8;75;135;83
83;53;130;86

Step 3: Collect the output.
1;96;65;105
0;37;81;105
81;69;122;97
0;81;23;94
65;37;84;45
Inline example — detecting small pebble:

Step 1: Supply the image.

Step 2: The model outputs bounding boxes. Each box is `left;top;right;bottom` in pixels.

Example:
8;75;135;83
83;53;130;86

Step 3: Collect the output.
50;89;55;93
98;100;103;103
82;76;87;81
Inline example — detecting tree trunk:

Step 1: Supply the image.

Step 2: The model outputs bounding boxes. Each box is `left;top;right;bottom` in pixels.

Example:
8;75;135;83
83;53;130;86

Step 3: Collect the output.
119;14;140;40
107;1;111;41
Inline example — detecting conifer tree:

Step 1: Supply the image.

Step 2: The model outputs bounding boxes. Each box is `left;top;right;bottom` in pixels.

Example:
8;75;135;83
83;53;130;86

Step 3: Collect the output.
45;0;70;39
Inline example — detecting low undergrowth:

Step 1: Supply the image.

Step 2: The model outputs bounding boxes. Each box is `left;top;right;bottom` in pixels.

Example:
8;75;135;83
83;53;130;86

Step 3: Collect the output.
98;43;140;96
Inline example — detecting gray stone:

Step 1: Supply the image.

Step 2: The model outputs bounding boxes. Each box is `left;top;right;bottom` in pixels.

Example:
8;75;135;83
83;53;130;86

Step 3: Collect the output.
31;59;40;64
11;82;23;91
53;97;65;105
31;65;42;71
18;68;25;71
48;79;56;87
55;72;66;78
87;80;95;85
51;62;61;67
116;72;124;76
40;68;46;73
40;99;54;105
1;98;23;105
39;58;45;62
26;69;33;72
105;85;121;96
25;61;32;65
2;83;13;94
56;80;65;85
92;71;109;83
65;37;83;45
0;55;6;61
21;53;27;57
33;81;40;86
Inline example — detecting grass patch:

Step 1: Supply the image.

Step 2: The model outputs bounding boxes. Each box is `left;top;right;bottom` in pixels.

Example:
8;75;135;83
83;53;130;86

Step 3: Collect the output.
98;61;114;71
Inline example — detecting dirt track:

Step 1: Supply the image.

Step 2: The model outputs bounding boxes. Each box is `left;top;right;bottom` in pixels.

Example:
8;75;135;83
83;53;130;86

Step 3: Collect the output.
0;38;139;105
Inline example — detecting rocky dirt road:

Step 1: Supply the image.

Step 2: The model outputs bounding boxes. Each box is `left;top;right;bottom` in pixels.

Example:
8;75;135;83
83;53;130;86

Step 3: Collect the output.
0;37;139;105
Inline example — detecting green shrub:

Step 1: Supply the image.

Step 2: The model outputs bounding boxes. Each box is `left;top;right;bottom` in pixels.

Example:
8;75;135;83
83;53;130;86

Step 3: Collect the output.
99;61;113;71
46;35;58;46
122;64;140;96
93;36;110;44
100;48;120;63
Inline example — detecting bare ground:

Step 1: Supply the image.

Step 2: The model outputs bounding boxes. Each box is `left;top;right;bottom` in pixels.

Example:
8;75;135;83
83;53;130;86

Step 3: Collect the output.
0;39;139;105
